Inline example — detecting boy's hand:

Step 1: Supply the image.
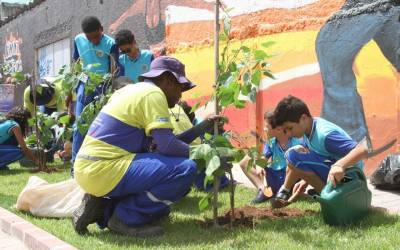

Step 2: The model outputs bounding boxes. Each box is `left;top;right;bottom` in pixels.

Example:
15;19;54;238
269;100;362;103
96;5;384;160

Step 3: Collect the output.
328;164;345;187
288;180;308;203
254;167;266;177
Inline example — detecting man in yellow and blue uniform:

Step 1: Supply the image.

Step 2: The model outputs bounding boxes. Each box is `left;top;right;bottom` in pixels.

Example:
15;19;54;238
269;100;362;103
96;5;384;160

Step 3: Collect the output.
72;16;121;165
72;56;205;237
115;29;154;83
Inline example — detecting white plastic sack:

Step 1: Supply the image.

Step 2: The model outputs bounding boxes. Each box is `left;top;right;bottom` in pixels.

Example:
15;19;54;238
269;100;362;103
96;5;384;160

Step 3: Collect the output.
15;176;84;218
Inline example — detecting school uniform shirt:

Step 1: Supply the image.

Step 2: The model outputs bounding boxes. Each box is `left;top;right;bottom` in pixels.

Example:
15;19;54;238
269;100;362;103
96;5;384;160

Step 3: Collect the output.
74;82;173;196
23;82;65;116
119;50;154;83
0;120;18;144
73;34;118;74
304;117;363;169
263;137;302;171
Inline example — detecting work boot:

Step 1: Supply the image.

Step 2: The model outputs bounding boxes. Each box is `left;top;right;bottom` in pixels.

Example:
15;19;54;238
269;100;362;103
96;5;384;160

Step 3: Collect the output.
250;189;269;204
107;213;164;238
72;193;109;234
271;189;291;209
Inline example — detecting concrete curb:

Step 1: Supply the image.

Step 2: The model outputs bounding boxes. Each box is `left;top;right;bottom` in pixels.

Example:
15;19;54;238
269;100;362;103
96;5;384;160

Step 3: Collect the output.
0;207;77;250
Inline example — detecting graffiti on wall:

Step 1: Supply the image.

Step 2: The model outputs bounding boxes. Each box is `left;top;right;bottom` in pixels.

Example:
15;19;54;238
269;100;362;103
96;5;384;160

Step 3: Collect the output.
3;33;23;73
38;48;53;78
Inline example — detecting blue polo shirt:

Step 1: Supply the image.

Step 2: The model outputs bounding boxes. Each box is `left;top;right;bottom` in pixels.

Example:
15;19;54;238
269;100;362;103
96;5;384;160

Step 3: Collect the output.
73;34;119;74
119;50;154;83
0;120;18;144
263;137;302;171
304;117;363;169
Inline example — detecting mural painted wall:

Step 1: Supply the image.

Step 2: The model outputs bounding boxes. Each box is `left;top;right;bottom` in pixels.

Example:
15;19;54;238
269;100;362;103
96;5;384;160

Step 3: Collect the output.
162;0;399;174
0;0;398;174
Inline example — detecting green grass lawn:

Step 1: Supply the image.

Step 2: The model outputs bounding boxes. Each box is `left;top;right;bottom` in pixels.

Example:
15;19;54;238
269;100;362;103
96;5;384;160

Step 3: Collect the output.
1;161;399;250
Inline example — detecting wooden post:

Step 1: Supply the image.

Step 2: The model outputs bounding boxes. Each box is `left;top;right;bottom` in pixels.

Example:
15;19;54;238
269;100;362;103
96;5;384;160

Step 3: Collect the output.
212;0;220;228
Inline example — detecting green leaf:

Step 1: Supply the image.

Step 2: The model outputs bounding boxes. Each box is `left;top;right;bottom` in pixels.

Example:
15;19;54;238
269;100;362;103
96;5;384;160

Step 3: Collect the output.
28;118;36;126
219;33;228;42
218;86;235;107
249;87;257;102
204;133;213;141
74;62;83;73
240;46;251;53
246;158;255;172
12;72;26;82
190;144;213;160
261;41;275;48
263;70;275;79
255;159;269;167
44;118;56;127
216;147;237;158
253;50;268;61
86;63;101;70
251;71;262;86
199;196;210;211
234;99;246;108
234;149;246;162
190;102;200;113
243;72;250;83
205;154;221;177
241;83;251;95
25;134;37;145
58;115;70;125
228;62;237;72
213;135;233;148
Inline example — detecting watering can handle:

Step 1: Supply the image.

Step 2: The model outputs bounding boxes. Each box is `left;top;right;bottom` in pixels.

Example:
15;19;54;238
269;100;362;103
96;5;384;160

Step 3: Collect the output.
324;166;365;192
344;166;366;183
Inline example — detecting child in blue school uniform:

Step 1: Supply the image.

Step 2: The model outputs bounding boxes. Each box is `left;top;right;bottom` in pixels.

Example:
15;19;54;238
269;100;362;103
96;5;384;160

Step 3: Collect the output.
0;107;40;170
71;16;121;166
239;111;301;204
115;29;154;83
271;95;366;208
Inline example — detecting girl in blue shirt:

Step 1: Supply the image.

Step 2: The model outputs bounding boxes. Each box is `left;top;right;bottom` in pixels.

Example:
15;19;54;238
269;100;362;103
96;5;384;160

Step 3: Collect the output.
0;107;39;170
239;111;301;204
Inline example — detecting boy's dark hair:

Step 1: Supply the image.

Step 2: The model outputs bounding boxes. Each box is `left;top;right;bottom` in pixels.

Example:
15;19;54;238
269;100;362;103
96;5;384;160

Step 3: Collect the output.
6;106;31;136
81;16;102;33
264;111;277;129
115;29;135;47
274;95;311;126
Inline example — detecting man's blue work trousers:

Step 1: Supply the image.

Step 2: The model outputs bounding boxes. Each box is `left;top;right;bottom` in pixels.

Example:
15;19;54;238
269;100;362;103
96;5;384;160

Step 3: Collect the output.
102;153;197;227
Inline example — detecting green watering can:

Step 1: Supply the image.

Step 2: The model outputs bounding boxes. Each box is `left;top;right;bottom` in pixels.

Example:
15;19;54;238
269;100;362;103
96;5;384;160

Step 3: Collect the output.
313;167;372;226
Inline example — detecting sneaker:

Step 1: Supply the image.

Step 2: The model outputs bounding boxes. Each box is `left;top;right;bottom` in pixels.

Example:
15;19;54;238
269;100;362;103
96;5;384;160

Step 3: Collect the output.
107;213;164;238
72;193;109;234
251;189;269;204
271;189;291;209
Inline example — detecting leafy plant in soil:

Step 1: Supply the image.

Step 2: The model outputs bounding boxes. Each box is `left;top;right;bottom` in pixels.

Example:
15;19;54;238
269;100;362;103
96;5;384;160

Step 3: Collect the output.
54;58;116;135
189;8;275;227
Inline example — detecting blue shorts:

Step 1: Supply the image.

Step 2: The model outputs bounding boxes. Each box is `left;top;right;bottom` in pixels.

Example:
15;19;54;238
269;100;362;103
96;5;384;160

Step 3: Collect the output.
285;145;334;183
265;167;285;194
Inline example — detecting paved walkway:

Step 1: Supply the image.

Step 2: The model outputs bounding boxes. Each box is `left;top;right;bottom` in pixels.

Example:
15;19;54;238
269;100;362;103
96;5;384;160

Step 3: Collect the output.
0;207;76;250
0;229;27;250
231;164;400;213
